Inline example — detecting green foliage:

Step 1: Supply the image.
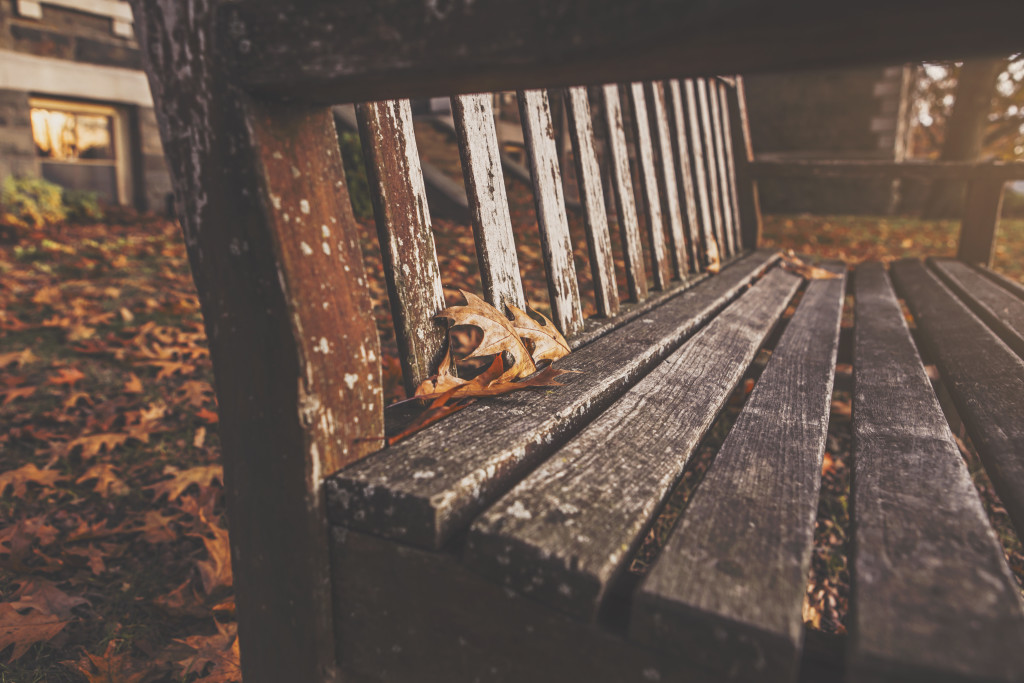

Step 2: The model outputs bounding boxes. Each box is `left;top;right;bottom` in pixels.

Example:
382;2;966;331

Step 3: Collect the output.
62;189;104;224
0;175;66;231
338;130;373;219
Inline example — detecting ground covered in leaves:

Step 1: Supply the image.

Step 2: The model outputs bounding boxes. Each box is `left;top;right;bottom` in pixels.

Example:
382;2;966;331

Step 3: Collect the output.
2;195;1023;679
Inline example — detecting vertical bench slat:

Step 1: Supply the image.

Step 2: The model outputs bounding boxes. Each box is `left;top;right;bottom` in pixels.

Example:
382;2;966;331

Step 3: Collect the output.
645;81;690;281
452;93;527;310
667;79;703;273
683;79;718;268
696;78;728;259
717;81;744;256
632;266;845;682
627;82;671;290
602;84;649;301
357;100;447;393
463;268;801;621
707;78;737;257
851;263;1024;682
726;76;764;251
518;89;585;335
565;86;620;318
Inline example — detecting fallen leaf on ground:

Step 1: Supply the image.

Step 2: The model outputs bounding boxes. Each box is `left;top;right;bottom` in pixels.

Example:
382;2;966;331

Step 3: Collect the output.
123;373;144;394
76;464;130;498
10;579;89;619
64;640;153;683
0;463;65;498
0;348;38;369
67;433;130;460
171;622;241;682
47;367;86;386
0;601;68;661
148;465;223;502
0;385;36;405
193;522;233;594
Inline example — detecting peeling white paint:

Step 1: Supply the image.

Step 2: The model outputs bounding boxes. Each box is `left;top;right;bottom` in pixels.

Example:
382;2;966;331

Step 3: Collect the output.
344;373;359;390
300;241;314;256
300;199;311;214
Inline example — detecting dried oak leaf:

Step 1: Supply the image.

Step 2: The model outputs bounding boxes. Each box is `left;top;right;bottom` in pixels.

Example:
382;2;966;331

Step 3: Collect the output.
0;385;36;406
508;304;570;362
0;348;38;369
152;580;207;618
147;465;223;502
67;433;130;460
781;252;841;280
76;464;130;498
436;290;536;382
0;463;65;498
171;621;241;683
10;579;89;619
47;367;86;387
0;601;67;661
193;522;233;594
64;640;152;683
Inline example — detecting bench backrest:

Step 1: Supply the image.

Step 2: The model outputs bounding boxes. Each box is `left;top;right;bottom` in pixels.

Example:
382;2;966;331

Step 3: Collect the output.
126;1;1024;680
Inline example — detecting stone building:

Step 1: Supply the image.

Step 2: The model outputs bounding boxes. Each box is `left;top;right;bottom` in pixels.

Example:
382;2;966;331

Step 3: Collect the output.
744;65;914;215
0;0;170;212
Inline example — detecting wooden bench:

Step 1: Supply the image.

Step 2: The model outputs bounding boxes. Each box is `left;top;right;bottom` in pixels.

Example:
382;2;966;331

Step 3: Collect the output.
128;2;1024;681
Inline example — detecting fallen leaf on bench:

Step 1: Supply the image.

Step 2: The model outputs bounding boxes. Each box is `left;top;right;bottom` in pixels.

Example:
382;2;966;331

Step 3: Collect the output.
781;252;841;280
508;305;570;362
436;290;536;382
705;237;722;274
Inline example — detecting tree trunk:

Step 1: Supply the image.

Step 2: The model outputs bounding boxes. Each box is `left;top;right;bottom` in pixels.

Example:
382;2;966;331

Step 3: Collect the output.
921;58;1006;219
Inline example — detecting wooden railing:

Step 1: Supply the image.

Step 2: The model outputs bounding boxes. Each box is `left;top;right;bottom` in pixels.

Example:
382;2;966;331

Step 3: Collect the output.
747;157;1024;267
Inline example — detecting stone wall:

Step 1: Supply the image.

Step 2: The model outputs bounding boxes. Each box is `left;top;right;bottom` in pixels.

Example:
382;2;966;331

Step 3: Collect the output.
0;89;39;180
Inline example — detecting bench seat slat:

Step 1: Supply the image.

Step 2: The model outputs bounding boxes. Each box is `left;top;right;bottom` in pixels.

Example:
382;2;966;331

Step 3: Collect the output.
627;82;671;290
327;251;779;549
930;258;1024;359
630;268;844;682
357;100;448;393
667;79;703;273
602;84;648;301
851;262;1024;682
452;93;527;310
682;79;717;268
463;267;801;620
565;86;620;318
891;258;1024;537
708;78;737;257
518;89;585;335
646;81;690;281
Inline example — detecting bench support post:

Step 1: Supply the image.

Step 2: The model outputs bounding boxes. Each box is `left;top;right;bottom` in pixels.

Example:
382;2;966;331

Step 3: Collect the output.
130;1;384;681
725;76;762;251
957;174;1005;267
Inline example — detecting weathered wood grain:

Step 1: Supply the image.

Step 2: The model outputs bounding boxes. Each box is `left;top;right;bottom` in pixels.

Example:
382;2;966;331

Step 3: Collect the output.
518;89;585;336
978;263;1024;301
223;1;1024;104
130;3;384;679
627;82;671;290
326;251;779;549
707;78;736;257
930;258;1024;359
452;93;527;310
717;81;744;257
696;78;727;259
725;76;762;250
957;176;1005;267
683;79;718;267
891;258;1024;540
667;79;703;272
357;100;447;393
333;529;722;683
602;84;648;301
630;267;844;682
464;268;801;621
645;81;689;281
565;86;619;318
850;262;1024;683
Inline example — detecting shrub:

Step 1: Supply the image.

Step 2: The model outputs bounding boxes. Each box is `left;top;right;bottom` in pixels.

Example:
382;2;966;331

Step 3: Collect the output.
338;130;373;219
0;175;66;230
63;188;104;223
